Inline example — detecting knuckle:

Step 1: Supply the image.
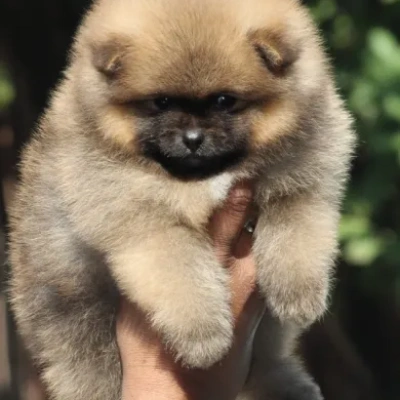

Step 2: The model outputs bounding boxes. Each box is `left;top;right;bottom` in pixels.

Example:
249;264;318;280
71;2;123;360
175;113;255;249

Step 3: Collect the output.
226;191;252;214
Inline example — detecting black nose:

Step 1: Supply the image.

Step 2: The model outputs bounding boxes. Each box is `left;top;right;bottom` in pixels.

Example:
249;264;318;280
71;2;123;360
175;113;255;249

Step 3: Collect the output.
183;130;205;153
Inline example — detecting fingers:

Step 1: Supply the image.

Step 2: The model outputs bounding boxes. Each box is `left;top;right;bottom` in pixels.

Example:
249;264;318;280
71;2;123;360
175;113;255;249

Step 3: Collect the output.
228;212;257;314
209;181;254;264
230;241;264;351
209;180;261;322
229;222;258;316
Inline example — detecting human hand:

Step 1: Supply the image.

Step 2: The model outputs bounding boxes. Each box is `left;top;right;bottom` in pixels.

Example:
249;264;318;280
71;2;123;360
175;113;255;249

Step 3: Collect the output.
116;181;264;400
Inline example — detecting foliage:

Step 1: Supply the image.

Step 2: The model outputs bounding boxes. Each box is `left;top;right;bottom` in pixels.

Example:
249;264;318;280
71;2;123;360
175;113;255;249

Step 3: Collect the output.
305;0;400;306
0;64;14;110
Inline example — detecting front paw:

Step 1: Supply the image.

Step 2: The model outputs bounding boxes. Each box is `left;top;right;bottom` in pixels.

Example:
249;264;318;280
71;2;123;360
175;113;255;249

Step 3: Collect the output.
152;302;233;369
260;277;328;326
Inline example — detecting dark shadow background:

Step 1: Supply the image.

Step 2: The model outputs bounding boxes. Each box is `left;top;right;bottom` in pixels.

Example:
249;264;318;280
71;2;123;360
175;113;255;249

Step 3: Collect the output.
0;0;399;399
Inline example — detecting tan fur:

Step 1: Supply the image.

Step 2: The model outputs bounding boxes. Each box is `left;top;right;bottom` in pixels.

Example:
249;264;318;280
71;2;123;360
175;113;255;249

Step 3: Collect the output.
8;0;355;399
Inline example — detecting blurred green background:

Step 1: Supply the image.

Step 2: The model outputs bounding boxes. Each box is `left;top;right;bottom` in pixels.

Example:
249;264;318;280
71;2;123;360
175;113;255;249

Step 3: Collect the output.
0;0;399;399
305;3;400;398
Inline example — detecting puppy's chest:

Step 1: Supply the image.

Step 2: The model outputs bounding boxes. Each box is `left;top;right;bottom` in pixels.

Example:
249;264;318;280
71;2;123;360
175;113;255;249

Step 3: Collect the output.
167;173;235;227
208;173;236;203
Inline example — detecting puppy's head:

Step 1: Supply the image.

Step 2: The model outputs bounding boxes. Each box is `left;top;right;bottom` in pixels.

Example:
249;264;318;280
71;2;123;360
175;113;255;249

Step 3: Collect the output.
74;0;326;180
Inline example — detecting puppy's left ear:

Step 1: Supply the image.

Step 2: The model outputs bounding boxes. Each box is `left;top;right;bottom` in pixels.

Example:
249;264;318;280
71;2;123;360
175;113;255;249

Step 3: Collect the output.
248;30;299;75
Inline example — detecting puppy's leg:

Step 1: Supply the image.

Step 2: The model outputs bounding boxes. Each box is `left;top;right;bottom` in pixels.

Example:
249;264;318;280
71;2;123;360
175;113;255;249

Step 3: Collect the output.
238;313;323;400
109;226;233;369
10;237;121;400
254;192;339;326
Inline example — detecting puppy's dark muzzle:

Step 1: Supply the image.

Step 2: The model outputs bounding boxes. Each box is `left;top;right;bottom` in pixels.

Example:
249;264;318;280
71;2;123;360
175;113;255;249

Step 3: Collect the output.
145;144;246;181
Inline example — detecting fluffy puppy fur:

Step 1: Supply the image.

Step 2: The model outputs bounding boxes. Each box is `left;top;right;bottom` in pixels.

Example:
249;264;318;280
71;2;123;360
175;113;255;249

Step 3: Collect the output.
8;0;355;399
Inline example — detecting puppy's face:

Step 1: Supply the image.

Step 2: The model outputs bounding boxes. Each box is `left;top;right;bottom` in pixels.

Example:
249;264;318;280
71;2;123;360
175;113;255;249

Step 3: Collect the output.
82;0;308;180
132;94;250;179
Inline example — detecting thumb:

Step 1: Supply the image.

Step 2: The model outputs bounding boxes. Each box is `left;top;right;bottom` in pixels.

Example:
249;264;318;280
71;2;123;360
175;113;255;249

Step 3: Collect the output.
209;181;254;264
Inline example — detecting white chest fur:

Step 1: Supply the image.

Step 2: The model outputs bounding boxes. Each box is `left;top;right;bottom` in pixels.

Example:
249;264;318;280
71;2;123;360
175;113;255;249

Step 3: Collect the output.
208;173;235;203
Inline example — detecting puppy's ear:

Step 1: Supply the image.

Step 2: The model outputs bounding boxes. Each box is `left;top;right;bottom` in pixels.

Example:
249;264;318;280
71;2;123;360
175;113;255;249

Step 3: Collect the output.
91;37;129;78
248;30;298;75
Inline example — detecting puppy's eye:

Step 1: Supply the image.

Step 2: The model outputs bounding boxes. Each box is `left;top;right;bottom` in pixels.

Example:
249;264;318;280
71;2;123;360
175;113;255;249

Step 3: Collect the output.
211;95;238;111
153;97;171;111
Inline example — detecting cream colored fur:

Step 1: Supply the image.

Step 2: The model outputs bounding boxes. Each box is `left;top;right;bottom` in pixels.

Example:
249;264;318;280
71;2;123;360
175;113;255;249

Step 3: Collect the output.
8;0;355;399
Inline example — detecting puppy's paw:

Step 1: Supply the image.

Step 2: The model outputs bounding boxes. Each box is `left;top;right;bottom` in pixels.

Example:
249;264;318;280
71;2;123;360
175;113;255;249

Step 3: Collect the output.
153;305;233;369
172;318;233;369
261;277;328;326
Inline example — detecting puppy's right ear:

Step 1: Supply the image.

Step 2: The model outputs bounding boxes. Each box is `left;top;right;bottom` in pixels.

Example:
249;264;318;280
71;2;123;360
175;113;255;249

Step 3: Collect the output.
91;38;129;78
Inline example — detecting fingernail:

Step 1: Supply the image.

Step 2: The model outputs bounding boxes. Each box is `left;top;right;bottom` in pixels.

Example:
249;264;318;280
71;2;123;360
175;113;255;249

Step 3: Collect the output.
243;219;256;234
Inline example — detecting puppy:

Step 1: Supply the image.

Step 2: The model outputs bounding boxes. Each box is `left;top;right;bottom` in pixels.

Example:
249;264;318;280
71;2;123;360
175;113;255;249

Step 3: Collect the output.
8;0;355;399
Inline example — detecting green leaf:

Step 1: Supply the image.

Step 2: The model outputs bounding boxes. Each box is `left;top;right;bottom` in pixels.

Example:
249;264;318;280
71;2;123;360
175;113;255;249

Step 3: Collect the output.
331;14;356;49
0;64;15;109
340;215;372;240
344;237;385;267
383;95;400;122
311;0;337;22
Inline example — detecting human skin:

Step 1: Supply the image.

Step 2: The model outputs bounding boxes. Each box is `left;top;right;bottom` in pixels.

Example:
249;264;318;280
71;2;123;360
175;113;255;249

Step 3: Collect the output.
116;182;265;400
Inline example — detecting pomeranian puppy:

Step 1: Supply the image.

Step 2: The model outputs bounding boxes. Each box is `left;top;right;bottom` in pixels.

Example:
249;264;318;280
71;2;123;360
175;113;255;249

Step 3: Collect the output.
8;0;355;399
